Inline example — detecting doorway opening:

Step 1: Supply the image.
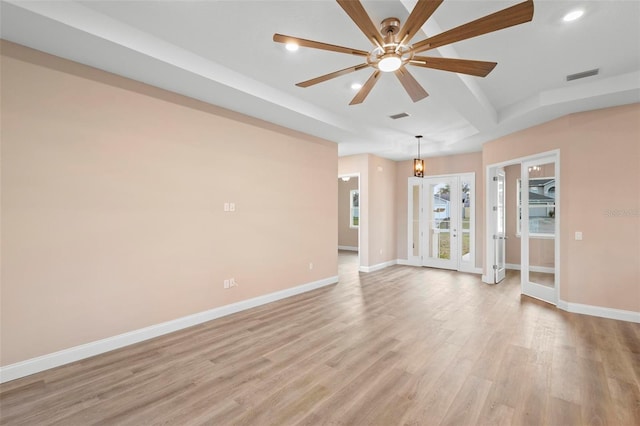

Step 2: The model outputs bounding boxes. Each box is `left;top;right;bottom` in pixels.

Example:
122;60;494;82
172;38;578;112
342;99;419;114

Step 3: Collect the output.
407;173;476;273
338;174;360;262
485;150;560;306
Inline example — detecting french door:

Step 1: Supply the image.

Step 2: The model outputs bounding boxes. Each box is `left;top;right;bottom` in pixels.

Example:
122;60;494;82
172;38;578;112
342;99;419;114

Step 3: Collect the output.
408;174;475;272
492;168;506;283
423;176;459;269
521;155;559;304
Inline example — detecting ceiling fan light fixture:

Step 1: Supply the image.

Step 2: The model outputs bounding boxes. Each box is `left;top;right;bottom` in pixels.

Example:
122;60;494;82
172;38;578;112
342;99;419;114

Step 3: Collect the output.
378;54;402;72
350;82;363;90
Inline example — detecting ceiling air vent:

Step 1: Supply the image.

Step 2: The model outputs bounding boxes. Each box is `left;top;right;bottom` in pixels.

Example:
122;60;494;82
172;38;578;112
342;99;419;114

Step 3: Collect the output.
566;68;599;82
389;112;410;120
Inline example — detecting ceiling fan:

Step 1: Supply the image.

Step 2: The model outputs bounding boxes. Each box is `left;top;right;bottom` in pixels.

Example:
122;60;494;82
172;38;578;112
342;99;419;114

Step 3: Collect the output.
273;0;534;105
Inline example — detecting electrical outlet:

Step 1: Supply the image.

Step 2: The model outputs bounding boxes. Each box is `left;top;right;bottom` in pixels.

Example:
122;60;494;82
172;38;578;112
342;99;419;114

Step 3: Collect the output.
229;203;236;212
309;262;313;270
224;203;230;212
224;279;230;289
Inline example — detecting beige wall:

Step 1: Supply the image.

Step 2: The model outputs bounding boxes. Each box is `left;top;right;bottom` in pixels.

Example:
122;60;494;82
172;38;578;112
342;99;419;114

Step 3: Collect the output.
368;156;397;266
483;103;640;312
339;154;397;267
338;178;358;248
0;41;338;366
396;152;484;269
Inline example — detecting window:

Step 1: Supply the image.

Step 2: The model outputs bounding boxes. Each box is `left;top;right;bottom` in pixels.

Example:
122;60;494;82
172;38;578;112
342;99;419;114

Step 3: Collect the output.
517;177;556;236
350;189;359;228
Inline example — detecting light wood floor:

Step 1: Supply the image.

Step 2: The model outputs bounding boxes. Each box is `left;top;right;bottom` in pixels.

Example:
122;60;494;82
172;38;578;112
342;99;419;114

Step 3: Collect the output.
1;251;639;425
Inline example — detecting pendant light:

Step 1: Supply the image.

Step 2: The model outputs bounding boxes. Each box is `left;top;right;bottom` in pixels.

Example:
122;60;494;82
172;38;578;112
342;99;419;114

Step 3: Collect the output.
413;135;424;177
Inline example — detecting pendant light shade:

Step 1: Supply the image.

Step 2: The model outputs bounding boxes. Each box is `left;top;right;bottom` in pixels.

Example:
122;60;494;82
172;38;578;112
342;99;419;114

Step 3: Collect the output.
413;135;424;177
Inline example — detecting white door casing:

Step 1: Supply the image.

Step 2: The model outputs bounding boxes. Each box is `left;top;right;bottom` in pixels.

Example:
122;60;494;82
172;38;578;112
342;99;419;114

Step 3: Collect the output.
408;174;475;272
493;168;506;283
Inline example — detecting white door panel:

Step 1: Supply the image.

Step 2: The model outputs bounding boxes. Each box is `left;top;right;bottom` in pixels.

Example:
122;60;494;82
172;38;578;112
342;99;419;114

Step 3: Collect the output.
493;169;506;283
521;157;558;304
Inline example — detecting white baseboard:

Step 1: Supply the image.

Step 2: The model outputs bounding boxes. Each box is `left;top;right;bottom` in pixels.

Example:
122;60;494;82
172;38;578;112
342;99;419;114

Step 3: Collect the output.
482;274;495;284
459;266;483;275
359;260;397;273
506;263;554;274
557;300;640;323
338;245;358;252
396;259;481;275
0;275;339;384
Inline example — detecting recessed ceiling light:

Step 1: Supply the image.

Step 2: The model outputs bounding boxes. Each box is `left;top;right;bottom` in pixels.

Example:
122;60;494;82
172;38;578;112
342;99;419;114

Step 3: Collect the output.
351;83;362;90
563;10;584;22
285;42;299;51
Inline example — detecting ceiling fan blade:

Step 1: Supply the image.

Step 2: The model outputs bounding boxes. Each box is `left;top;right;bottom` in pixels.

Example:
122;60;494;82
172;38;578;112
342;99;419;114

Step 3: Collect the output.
398;0;444;45
337;0;385;48
410;56;497;77
394;67;429;102
350;70;381;105
411;0;534;54
273;34;369;56
296;63;370;88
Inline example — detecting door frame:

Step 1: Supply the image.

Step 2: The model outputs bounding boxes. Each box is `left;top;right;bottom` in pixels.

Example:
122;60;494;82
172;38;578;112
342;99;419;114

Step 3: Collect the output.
338;173;361;269
483;150;561;305
407;172;476;273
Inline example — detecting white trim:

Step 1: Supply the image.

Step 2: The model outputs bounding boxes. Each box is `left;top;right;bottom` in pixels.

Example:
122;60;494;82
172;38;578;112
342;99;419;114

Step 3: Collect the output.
485;149;561;295
459;266;483;275
0;275;338;383
484;165;493;283
558;300;640;323
505;263;555;274
396;259;480;274
338;245;358;251
482;274;494;284
359;260;397;273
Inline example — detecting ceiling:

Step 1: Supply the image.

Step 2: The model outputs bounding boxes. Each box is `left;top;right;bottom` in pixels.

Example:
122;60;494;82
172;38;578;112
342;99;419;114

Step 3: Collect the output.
2;0;639;160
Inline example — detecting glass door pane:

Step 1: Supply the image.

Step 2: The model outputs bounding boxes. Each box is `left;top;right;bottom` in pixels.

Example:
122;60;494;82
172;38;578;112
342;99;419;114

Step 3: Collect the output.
522;158;557;304
461;179;471;262
412;184;420;257
423;177;458;270
407;179;422;265
431;182;451;260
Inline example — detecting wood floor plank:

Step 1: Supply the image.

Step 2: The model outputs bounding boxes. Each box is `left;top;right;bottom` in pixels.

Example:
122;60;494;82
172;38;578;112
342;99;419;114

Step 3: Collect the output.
1;252;638;425
546;396;583;426
439;374;493;426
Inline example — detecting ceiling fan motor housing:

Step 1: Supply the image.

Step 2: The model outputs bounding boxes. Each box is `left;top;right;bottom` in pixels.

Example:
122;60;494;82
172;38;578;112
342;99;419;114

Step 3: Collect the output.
380;17;401;44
